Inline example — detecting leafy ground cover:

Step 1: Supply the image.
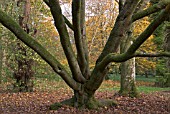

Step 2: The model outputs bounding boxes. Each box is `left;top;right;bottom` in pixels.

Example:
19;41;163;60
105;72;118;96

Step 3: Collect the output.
0;80;169;113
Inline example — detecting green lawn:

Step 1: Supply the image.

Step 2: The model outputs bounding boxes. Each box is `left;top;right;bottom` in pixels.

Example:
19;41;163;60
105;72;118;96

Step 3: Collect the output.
109;74;155;82
137;86;170;93
99;85;170;93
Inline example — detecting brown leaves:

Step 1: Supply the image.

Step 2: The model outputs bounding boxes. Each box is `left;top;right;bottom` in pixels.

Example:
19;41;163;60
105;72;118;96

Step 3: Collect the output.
0;90;169;113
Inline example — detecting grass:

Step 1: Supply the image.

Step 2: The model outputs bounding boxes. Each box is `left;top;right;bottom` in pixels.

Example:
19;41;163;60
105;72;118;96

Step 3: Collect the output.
1;73;169;94
111;86;170;94
137;86;170;93
108;74;155;82
98;79;170;94
34;74;170;93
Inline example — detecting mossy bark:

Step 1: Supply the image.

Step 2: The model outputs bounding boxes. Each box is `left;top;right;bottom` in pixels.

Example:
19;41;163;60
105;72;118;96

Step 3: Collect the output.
119;60;139;98
50;85;117;110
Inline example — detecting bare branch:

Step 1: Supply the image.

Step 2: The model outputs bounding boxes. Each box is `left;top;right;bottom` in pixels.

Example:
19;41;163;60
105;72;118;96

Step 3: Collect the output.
43;0;74;31
72;0;87;76
63;15;74;30
48;0;86;83
80;0;90;79
134;52;170;57
132;0;170;22
98;51;170;71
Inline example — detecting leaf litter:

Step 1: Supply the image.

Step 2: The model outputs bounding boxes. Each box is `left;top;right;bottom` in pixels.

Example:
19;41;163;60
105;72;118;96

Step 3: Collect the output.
0;89;169;114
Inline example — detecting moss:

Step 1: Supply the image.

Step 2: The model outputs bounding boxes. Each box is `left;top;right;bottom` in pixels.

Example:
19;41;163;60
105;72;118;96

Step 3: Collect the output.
119;79;140;98
50;97;117;110
50;102;62;110
129;81;139;98
99;99;117;107
61;98;74;106
50;98;74;110
86;97;99;109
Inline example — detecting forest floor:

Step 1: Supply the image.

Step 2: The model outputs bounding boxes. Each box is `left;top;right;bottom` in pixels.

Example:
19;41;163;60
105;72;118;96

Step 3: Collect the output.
0;80;170;114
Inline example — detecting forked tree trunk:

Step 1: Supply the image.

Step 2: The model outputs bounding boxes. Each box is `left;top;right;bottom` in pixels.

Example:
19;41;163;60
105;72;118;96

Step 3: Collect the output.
50;83;116;109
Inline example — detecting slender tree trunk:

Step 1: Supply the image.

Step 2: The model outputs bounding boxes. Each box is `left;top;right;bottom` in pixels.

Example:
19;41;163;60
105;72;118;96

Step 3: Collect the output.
13;0;34;92
119;28;138;97
119;56;138;97
118;0;150;97
145;71;148;78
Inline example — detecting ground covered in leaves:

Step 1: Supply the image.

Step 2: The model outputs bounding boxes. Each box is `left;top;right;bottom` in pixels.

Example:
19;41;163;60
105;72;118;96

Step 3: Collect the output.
0;88;169;114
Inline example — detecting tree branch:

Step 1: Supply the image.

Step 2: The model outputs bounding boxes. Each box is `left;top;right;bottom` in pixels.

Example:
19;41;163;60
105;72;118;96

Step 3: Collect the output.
132;0;170;22
48;0;86;83
134;52;170;57
43;0;74;31
127;4;170;55
119;0;125;12
80;0;90;79
97;0;140;63
98;51;170;71
72;0;87;76
0;9;79;91
63;15;74;30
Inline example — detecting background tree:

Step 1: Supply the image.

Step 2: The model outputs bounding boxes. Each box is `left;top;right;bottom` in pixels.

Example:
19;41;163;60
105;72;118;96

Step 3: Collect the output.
150;0;170;87
0;0;170;109
86;0;118;69
0;0;62;91
119;0;153;97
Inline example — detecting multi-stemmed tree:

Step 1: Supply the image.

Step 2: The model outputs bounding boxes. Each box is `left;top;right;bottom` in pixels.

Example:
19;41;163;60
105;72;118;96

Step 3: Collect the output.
0;0;170;108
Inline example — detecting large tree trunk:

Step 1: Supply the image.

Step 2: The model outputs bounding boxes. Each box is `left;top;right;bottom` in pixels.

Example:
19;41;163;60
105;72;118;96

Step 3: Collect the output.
50;84;117;109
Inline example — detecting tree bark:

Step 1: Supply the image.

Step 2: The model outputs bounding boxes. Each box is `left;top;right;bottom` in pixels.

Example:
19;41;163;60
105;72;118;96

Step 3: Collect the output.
119;57;138;97
119;24;138;97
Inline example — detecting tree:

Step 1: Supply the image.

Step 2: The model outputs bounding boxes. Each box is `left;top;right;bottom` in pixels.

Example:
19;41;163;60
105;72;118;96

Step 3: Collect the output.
86;0;118;68
150;0;170;87
119;0;156;97
12;0;35;92
0;0;170;109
